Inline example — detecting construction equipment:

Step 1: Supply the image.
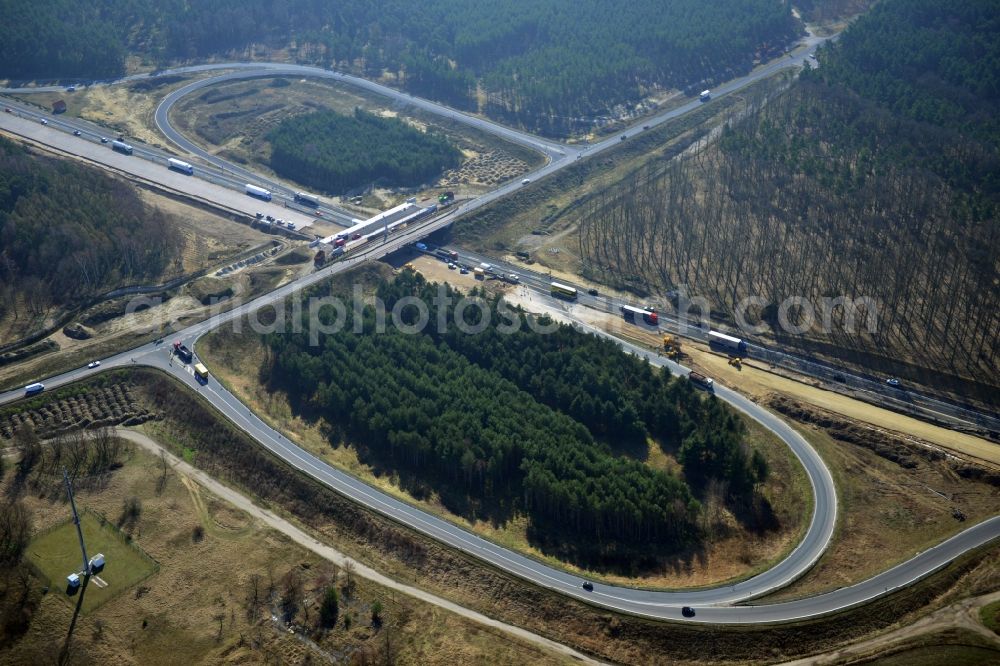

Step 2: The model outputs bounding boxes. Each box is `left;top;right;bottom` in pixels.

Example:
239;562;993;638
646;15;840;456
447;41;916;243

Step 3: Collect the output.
728;356;742;370
663;335;683;359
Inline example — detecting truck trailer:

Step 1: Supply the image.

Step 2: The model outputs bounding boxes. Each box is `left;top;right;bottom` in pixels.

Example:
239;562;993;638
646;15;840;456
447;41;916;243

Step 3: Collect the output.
294;191;320;207
172;340;193;363
688;372;714;390
168;157;194;175
621;304;659;326
708;331;747;354
245;184;272;201
111;140;133;155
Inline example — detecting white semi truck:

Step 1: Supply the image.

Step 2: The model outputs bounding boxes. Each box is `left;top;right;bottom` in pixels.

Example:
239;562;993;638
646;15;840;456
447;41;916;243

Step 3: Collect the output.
245;184;272;201
168;157;194;175
708;330;748;354
111;140;133;155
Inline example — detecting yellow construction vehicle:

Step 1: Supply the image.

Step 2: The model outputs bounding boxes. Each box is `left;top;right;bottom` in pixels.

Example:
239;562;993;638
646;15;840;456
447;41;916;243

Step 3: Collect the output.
728;356;742;370
663;335;683;359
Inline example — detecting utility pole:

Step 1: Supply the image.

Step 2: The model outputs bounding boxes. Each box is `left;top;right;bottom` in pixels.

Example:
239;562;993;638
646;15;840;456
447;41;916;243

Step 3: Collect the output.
63;470;90;580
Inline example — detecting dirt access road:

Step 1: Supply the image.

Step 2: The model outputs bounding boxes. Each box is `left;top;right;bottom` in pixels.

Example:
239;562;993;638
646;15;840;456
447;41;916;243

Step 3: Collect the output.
114;428;603;666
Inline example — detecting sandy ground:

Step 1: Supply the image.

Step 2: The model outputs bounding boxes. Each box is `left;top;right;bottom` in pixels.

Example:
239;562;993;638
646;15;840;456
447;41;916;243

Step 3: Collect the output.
115;428;603;666
686;348;1000;467
429;253;999;470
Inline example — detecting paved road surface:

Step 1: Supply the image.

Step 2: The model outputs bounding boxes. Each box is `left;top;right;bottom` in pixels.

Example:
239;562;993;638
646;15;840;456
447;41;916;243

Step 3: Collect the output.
118;430;604;664
2;27;998;623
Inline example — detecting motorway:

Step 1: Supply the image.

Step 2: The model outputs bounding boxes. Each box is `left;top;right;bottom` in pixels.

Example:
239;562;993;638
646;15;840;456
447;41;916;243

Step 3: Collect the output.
446;249;1000;434
2;29;999;624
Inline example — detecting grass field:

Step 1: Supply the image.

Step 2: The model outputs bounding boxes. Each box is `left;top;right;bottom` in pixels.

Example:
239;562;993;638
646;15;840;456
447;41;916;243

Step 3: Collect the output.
981;599;1000;635
1;423;573;664
26;511;158;614
864;644;1000;666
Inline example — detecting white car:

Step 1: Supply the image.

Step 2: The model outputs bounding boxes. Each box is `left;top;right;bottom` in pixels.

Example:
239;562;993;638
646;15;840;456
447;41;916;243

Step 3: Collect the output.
521;178;531;185
40;119;48;125
88;361;101;369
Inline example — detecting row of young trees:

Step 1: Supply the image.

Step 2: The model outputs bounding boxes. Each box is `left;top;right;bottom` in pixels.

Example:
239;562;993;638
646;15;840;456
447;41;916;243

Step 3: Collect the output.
262;273;769;554
267;109;461;192
1;0;801;135
0;137;183;332
577;0;1000;387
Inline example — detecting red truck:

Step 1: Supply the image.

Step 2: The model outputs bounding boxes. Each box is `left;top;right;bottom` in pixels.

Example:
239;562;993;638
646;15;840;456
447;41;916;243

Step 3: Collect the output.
172;340;193;363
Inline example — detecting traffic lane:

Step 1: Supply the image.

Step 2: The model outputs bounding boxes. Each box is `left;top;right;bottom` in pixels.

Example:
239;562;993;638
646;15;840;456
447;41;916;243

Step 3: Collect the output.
149;339;998;624
473;245;993;430
154;66;572;167
0;112;321;232
151;75;371;226
2;228;992;623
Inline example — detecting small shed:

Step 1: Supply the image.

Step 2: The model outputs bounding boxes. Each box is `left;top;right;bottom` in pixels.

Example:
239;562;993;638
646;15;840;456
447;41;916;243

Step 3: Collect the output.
89;553;105;574
66;573;81;588
52;100;67;114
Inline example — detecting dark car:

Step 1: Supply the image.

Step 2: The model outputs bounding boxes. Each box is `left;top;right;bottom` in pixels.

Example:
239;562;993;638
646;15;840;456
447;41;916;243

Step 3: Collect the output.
100;137;109;143
73;130;81;136
582;581;593;592
681;606;696;618
587;288;599;296
886;378;901;387
833;373;846;383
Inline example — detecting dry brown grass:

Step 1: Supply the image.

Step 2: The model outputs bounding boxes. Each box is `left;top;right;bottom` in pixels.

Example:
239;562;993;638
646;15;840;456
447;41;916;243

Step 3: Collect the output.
762;417;999;602
0;441;573;665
